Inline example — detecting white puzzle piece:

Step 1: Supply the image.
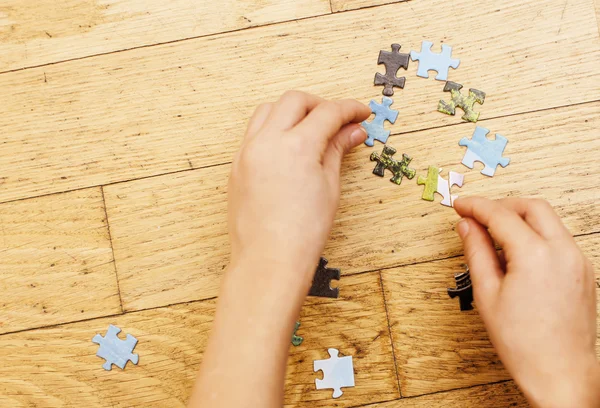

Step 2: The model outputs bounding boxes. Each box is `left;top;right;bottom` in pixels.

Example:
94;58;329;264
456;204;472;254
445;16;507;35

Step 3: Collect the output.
437;172;464;207
314;348;355;398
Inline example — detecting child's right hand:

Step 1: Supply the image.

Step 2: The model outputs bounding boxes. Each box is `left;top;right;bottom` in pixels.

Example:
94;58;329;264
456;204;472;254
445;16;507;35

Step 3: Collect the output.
454;197;599;408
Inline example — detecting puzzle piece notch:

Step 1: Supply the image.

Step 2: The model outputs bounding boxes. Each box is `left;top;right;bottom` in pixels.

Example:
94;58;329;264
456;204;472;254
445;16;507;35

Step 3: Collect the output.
92;324;139;371
370;145;416;185
459;126;510;177
447;266;474;311
308;257;340;298
362;97;399;146
417;166;464;207
410;41;460;81
291;321;304;347
314;348;355;399
374;43;410;96
438;81;486;122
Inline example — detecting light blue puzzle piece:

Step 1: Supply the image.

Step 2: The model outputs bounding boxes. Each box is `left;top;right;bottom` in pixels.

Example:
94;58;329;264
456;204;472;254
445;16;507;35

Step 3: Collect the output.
314;348;355;399
362;96;399;146
410;41;460;81
92;324;139;371
459;126;510;177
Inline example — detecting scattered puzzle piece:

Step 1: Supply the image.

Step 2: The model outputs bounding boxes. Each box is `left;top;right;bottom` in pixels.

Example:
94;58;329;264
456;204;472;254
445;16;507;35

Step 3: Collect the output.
447;265;474;311
92;325;139;371
314;348;355;399
362;96;399;146
459;126;510;177
309;257;340;298
374;43;410;96
370;145;416;185
410;41;460;81
417;166;464;207
292;321;304;347
438;81;486;122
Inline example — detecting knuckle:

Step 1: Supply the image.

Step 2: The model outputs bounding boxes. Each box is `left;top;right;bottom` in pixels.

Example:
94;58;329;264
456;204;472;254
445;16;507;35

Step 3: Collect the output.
281;90;305;102
530;198;552;213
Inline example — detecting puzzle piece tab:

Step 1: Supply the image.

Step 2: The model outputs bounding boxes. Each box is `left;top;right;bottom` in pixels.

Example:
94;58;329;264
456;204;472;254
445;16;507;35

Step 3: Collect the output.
92;325;139;371
362;96;399;146
417;166;464;207
308;257;340;298
314;348;355;399
438;81;485;122
447;266;474;311
370;145;416;185
459;126;510;177
374;43;410;96
291;321;304;347
410;41;460;81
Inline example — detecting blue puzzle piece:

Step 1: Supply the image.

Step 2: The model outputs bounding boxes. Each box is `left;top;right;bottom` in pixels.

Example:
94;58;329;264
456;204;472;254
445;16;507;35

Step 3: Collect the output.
362;96;399;146
459;126;510;177
410;41;460;81
92;324;139;371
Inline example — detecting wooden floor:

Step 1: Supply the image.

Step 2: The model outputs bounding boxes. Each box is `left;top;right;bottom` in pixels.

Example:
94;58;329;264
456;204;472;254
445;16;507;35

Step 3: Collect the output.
1;0;599;406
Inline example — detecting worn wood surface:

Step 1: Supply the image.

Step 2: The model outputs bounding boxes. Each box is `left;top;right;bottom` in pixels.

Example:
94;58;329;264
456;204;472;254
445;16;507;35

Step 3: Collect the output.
0;0;599;203
0;0;331;72
0;188;121;334
0;272;398;408
103;102;600;311
1;0;599;406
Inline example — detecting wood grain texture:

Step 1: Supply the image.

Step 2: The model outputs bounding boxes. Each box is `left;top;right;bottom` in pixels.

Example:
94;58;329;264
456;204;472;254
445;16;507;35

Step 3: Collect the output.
0;0;331;72
1;0;599;203
0;272;398;408
330;0;406;12
381;234;600;397
368;381;528;407
104;102;600;311
0;188;121;334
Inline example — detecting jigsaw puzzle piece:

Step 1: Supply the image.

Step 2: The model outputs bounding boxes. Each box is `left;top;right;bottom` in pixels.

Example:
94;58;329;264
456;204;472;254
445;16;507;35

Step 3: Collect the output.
374;43;410;96
314;348;355;399
417;166;464;207
370;146;416;185
438;81;486;122
92;324;139;371
362;97;399;146
309;257;340;298
291;321;304;347
410;41;460;81
448;266;474;311
459;127;510;176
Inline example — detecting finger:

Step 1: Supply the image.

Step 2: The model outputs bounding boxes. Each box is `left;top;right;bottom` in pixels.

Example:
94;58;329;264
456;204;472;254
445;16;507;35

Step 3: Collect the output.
293;99;371;155
497;198;572;241
244;103;273;141
265;91;325;130
456;218;503;314
322;124;367;173
453;197;540;253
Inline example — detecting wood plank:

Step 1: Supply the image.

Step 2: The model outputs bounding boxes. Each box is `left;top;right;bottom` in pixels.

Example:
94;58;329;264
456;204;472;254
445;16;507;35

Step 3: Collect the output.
0;272;398;408
331;0;405;12
104;102;600;311
0;188;121;334
1;0;599;203
369;381;528;407
381;233;600;397
0;0;331;72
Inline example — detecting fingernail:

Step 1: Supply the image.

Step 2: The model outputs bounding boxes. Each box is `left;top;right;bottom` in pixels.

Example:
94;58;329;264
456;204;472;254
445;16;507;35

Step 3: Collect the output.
351;126;367;143
457;219;470;240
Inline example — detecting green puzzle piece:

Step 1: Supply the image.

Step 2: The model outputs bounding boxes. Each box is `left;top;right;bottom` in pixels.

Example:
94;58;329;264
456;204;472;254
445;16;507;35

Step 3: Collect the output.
417;166;440;201
291;321;304;347
370;145;416;185
438;81;485;123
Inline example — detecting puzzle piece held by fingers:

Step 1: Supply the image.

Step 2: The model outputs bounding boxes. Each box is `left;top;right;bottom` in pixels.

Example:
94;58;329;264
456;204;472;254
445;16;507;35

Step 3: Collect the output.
92;325;139;371
309;257;340;298
417;166;464;207
410;41;460;81
314;348;355;399
459;126;510;177
370;145;416;185
438;81;486;122
362;97;399;146
374;43;410;96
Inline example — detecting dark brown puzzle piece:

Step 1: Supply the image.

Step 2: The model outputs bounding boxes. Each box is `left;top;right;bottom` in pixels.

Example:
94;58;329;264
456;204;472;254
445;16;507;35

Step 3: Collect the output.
374;44;410;97
308;257;340;298
447;267;473;311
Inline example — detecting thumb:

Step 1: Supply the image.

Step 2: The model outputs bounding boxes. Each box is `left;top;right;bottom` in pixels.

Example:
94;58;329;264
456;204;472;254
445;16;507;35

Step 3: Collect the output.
456;217;503;314
322;124;367;172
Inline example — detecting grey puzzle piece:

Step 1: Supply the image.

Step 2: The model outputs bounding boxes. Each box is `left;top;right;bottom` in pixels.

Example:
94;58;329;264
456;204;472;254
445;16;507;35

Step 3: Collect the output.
459;126;510;177
92;324;139;371
410;41;460;81
374;43;409;96
361;97;399;146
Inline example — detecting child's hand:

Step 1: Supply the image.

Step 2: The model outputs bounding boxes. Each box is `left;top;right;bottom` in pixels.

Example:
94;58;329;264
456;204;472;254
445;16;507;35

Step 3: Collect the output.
228;91;370;286
454;197;599;408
